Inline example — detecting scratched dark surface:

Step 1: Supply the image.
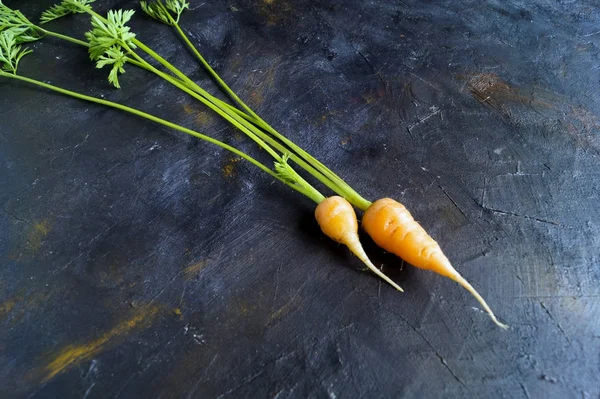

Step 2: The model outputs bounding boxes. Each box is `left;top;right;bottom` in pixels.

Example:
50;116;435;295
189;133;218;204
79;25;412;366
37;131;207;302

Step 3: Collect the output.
1;0;599;397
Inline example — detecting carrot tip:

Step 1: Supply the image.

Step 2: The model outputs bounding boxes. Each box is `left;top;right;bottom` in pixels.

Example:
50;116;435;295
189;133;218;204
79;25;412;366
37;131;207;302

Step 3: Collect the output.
493;320;510;330
342;235;403;292
454;273;508;329
350;241;404;292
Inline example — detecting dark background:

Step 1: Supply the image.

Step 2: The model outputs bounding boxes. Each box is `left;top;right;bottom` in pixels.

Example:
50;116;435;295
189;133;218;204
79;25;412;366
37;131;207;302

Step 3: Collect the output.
1;0;599;397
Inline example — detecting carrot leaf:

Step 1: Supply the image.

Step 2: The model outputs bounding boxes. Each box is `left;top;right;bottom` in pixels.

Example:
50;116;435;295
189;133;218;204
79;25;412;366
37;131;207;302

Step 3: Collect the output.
164;0;189;21
0;1;42;43
274;154;297;184
95;46;129;88
0;29;32;74
83;9;137;87
85;9;136;60
40;0;96;24
140;1;171;25
141;0;188;25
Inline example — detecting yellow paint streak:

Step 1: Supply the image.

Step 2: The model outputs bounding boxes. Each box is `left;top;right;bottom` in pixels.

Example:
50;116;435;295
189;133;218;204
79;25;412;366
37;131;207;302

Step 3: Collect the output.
41;307;159;383
269;301;295;323
195;111;214;126
10;220;52;260
222;164;235;178
27;220;51;254
182;103;214;127
183;260;208;279
237;301;256;316
0;288;55;325
362;93;376;104
259;0;293;26
246;62;278;108
182;103;195;115
0;297;17;319
222;157;242;178
314;110;339;126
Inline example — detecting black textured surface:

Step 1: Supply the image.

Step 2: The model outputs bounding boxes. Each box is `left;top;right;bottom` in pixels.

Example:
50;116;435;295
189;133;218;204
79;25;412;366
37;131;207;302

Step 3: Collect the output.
1;0;599;398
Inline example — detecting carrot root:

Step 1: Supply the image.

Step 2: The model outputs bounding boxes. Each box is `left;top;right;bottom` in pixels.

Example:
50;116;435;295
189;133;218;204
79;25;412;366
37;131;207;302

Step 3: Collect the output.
346;236;404;292
315;196;403;293
451;271;509;329
363;198;508;329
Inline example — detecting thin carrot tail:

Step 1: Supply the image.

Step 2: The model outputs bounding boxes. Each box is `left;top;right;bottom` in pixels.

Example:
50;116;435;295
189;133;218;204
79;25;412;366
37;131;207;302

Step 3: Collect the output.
452;272;509;329
346;236;404;292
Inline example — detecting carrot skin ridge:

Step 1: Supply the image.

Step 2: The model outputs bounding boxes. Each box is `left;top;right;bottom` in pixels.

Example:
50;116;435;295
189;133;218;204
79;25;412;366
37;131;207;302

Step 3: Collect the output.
363;198;508;328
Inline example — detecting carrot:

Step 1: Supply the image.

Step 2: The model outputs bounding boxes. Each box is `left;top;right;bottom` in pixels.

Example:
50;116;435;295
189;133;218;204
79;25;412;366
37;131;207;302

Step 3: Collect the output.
315;196;403;292
362;198;508;329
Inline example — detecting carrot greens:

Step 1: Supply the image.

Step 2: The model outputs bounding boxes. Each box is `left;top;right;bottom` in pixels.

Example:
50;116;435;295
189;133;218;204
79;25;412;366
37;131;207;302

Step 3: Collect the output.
0;27;324;205
139;0;372;210
40;0;96;24
34;0;372;210
0;0;374;211
0;29;31;73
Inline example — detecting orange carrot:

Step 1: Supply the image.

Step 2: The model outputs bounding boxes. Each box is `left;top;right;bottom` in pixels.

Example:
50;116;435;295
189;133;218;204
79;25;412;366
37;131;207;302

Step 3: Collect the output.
315;196;403;292
362;198;508;329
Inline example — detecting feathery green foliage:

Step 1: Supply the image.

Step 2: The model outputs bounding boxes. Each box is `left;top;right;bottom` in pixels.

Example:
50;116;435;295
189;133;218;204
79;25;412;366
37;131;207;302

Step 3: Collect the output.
164;0;189;21
274;154;299;185
141;0;188;25
0;29;32;73
95;46;129;88
84;9;137;87
0;1;42;42
85;9;136;60
40;0;96;24
140;1;171;25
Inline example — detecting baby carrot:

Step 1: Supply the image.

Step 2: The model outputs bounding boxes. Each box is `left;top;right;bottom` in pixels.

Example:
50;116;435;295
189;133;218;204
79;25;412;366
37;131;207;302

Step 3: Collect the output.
362;198;508;328
315;196;403;292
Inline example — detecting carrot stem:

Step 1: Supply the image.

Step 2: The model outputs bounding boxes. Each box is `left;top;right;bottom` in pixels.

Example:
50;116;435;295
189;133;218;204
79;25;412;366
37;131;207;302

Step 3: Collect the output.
63;1;348;201
127;49;349;199
37;27;89;47
128;40;358;203
0;71;325;204
167;14;372;210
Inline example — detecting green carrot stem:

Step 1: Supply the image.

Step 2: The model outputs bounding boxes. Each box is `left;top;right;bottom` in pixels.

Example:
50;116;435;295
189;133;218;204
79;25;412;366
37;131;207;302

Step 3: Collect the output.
129;42;271;136
0;71;325;204
163;13;372;210
137;46;367;205
170;17;257;121
67;3;349;195
126;49;349;204
66;1;360;205
129;50;354;201
37;28;89;47
123;47;283;160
